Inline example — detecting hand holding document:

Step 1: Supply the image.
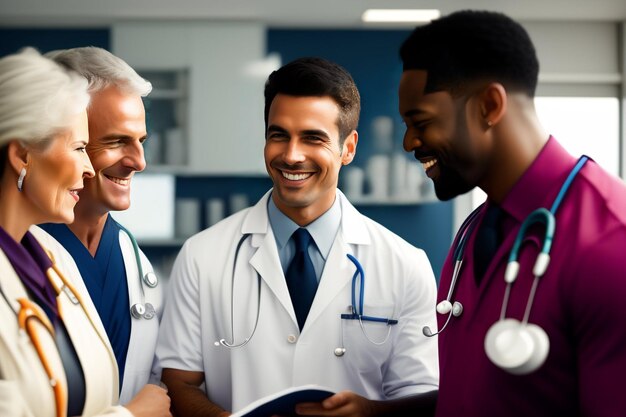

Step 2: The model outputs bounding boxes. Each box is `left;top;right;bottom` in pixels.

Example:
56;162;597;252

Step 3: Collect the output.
230;385;336;417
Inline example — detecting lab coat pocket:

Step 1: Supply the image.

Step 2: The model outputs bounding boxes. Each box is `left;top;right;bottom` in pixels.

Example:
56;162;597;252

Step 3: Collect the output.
340;305;396;373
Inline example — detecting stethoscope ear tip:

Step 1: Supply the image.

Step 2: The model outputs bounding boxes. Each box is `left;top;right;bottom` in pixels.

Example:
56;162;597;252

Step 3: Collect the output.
143;272;158;288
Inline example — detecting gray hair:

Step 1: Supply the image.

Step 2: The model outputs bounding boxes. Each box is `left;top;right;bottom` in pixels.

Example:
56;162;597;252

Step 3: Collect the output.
0;47;90;148
46;46;152;97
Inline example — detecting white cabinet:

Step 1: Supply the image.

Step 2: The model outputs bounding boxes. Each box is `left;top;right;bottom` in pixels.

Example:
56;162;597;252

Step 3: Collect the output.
139;69;189;167
112;22;278;175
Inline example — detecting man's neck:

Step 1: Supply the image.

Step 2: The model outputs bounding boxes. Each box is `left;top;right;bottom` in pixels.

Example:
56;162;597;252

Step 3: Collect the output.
479;96;549;204
272;191;337;227
68;211;109;257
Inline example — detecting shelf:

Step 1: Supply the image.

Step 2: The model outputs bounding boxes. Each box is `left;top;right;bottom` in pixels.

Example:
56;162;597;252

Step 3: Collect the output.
136;195;439;248
350;195;439;206
143;165;267;177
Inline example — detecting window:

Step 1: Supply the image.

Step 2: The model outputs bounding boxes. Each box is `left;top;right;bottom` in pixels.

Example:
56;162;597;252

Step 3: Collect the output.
470;95;621;210
535;96;620;176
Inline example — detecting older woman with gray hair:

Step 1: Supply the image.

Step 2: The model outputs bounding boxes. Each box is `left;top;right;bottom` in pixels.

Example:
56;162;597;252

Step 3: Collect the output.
0;48;171;417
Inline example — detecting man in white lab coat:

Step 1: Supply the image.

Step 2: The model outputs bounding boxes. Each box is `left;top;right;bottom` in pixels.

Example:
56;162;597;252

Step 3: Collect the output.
157;57;439;417
38;47;166;406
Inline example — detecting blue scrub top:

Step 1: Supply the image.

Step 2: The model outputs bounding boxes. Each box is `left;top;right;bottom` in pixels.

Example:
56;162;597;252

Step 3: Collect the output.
40;215;131;389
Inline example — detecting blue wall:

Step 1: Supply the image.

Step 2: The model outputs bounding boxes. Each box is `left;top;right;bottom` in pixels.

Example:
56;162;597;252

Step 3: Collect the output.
0;28;110;55
0;27;452;278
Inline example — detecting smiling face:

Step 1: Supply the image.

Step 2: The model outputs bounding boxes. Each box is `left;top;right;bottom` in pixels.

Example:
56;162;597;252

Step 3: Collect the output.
26;110;94;224
399;70;488;201
79;86;147;216
265;94;356;225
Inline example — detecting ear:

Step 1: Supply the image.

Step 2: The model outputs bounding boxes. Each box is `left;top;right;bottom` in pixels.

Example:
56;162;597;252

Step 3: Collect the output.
479;83;507;129
6;140;29;174
341;130;358;166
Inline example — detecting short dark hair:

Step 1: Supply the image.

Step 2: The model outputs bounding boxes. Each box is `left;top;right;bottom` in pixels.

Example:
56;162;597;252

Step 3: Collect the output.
400;10;539;97
264;57;360;143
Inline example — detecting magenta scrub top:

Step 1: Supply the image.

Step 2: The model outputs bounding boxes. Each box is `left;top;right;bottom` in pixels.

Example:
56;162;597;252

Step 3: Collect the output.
436;137;626;417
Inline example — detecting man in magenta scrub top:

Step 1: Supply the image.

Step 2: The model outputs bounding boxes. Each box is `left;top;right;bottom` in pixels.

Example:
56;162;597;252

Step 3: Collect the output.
398;9;626;417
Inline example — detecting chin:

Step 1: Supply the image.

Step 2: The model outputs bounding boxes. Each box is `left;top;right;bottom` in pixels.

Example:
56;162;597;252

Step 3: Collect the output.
50;212;74;225
107;199;131;212
434;170;474;201
434;184;473;201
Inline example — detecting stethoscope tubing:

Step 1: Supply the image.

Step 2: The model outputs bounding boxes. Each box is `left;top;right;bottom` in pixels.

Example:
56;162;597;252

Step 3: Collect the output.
216;233;262;349
117;223;158;319
437;155;590;331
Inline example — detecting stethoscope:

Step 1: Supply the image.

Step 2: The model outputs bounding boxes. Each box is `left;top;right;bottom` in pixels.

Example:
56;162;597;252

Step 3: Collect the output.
0;288;66;417
333;254;398;357
0;251;115;417
423;156;589;375
117;224;158;320
214;234;398;357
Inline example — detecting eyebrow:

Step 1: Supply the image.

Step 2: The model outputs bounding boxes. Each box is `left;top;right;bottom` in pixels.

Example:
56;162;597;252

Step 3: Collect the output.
300;129;330;139
97;134;148;142
267;125;288;135
267;125;330;140
403;108;429;118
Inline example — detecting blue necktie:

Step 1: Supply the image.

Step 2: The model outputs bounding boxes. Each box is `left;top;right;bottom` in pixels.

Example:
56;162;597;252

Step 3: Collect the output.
473;204;503;285
285;228;318;330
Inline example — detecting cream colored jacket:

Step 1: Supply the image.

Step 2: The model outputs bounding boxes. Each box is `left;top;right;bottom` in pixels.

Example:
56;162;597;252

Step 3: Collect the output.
0;226;133;417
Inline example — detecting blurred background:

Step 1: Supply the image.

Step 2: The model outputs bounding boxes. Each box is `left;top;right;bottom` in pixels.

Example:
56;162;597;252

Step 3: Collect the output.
1;0;625;280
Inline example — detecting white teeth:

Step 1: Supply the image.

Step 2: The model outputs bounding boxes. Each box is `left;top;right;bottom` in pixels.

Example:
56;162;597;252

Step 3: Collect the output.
282;171;312;181
422;159;437;171
108;176;130;185
69;190;78;196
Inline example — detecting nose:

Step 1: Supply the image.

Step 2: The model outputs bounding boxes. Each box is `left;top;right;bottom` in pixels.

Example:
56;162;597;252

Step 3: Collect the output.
402;129;422;153
283;138;306;165
83;153;95;179
123;139;147;172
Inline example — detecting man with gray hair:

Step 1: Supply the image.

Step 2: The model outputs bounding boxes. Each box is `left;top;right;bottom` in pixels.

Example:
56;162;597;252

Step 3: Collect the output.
39;46;164;406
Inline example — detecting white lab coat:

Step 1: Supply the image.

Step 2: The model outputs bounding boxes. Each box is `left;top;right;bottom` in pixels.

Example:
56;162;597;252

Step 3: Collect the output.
0;226;132;417
157;190;439;413
117;230;164;404
31;225;164;405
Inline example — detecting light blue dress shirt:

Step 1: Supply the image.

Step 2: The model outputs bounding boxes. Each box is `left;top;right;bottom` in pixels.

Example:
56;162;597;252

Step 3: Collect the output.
267;193;342;282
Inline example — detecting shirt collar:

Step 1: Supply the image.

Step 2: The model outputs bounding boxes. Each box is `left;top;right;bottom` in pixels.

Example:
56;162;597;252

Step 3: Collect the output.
501;136;578;222
268;193;342;260
0;227;53;279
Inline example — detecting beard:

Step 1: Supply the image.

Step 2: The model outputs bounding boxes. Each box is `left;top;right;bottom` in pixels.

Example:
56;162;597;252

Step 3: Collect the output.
432;160;475;200
432;99;480;201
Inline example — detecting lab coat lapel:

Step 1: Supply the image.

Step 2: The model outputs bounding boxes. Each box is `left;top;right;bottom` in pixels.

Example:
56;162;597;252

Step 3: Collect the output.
303;232;353;328
304;191;371;331
43;255;114;364
244;191;297;326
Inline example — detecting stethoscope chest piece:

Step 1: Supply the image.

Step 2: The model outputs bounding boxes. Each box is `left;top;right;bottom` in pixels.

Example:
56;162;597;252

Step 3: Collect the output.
130;302;156;320
484;318;549;375
130;303;145;319
143;272;158;288
142;302;156;320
